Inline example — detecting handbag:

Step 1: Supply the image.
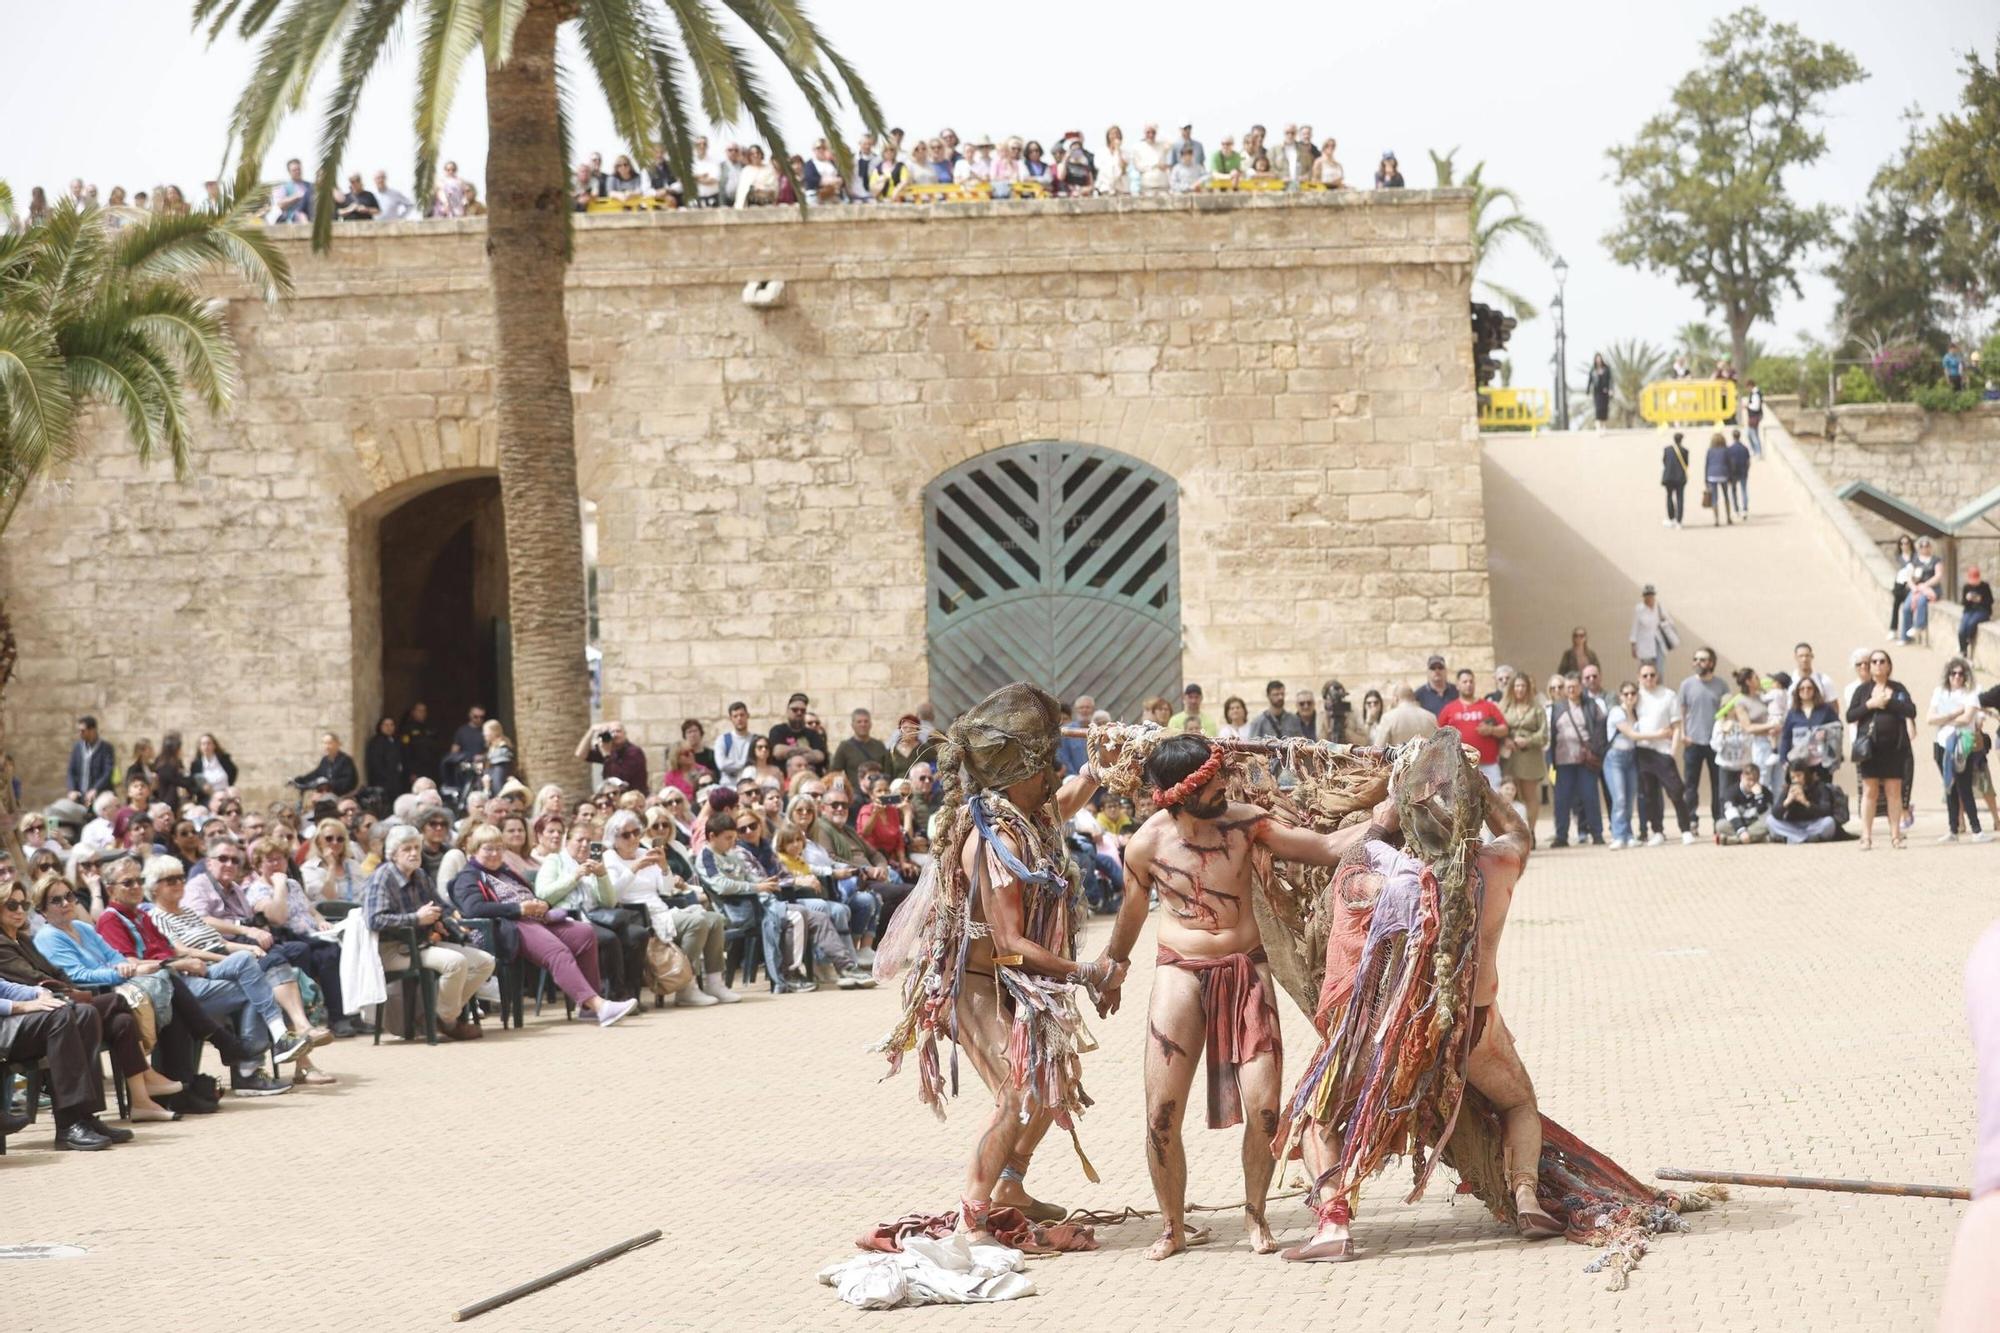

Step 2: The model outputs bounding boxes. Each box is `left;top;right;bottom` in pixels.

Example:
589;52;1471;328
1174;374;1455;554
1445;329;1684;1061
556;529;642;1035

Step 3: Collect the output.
643;936;694;997
1658;613;1681;653
1850;723;1874;764
1700;487;1713;508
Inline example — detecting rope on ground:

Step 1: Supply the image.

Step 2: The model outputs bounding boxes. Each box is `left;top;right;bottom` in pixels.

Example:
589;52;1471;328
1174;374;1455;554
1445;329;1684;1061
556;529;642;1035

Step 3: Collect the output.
1062;1187;1308;1227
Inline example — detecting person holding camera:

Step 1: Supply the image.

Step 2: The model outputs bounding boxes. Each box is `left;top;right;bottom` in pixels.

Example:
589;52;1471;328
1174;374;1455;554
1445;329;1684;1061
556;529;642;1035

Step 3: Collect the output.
577;720;648;792
601;809;736;1006
534;818;637;1001
857;774;919;882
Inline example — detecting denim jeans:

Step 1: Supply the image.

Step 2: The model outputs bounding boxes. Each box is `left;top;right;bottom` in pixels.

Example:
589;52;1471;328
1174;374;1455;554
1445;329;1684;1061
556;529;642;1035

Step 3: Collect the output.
1604;748;1637;843
207;950;288;1034
1553;764;1603;843
1746;421;1762;457
1901;593;1932;638
835;880;881;941
1962;608;1990;656
1682;742;1725;822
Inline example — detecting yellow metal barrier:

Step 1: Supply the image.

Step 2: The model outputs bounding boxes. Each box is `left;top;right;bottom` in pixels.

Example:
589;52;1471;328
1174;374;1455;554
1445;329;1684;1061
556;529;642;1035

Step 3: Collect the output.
1640;378;1738;426
1010;179;1049;199
585;195;672;213
896;181;977;204
1478;386;1551;433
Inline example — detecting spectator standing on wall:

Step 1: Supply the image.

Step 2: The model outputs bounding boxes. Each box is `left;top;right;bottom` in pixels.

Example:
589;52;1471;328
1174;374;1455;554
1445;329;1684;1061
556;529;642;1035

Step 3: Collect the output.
371;170;415;221
1209;135;1243;182
1374;152;1404;188
273;158;312;222
1132;123;1171;194
1944;343;1965;393
1586;353;1612;430
1169;146;1208;194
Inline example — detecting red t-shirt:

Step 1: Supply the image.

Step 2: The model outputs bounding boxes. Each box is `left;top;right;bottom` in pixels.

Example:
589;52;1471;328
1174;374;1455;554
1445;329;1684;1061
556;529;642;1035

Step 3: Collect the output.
1439;698;1506;766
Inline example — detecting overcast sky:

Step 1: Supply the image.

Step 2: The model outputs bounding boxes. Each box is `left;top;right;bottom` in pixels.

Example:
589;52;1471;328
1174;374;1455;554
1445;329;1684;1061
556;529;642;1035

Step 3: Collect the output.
3;0;1992;393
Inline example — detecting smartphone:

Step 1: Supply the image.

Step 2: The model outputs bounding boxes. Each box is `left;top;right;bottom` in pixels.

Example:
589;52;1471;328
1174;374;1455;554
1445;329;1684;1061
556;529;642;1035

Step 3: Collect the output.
588;842;605;859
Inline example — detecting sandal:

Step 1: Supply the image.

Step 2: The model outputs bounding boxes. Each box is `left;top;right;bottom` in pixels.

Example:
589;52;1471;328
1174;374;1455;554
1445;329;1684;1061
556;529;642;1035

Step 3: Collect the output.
292;1068;337;1087
1281;1235;1358;1262
1516;1209;1564;1240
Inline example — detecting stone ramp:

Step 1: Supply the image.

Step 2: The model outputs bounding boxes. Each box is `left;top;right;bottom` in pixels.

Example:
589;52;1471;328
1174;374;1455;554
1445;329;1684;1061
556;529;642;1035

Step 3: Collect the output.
1482;424;1955;812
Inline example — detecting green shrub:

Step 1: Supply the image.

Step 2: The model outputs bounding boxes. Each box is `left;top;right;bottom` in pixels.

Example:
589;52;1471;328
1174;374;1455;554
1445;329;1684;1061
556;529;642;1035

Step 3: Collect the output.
1837;365;1882;404
1748;354;1801;396
1912;381;1983;412
1981;331;2000;390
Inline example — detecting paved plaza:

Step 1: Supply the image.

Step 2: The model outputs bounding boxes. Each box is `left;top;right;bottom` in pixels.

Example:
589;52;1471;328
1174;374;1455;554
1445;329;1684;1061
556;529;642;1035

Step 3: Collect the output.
5;838;1986;1332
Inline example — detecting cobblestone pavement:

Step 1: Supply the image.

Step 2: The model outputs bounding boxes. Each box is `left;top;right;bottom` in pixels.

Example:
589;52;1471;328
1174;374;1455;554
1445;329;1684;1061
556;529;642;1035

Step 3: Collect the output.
6;841;1986;1332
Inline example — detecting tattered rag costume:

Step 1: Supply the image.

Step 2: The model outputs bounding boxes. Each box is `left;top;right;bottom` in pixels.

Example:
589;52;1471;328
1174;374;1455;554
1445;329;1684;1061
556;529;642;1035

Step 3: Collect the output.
874;684;1099;1185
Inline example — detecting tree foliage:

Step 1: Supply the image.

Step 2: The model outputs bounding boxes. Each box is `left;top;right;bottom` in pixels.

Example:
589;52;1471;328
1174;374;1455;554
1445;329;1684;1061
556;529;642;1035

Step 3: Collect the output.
0;188;289;538
1604;8;1864;372
1902;35;2000;302
1430;147;1554;321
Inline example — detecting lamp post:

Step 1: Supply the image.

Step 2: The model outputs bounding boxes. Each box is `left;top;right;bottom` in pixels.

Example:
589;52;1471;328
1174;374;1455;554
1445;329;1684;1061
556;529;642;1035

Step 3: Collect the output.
1551;254;1570;432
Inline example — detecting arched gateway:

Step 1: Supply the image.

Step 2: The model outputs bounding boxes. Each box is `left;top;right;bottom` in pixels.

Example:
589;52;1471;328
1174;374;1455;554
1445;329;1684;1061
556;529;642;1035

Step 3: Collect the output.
924;442;1182;721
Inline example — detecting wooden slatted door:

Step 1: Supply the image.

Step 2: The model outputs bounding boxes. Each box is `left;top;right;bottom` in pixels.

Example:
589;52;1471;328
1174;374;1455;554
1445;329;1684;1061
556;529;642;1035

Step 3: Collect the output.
925;443;1182;722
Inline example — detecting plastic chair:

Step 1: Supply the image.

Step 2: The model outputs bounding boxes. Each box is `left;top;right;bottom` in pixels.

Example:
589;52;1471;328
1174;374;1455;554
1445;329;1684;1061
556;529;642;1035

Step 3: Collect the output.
373;925;440;1045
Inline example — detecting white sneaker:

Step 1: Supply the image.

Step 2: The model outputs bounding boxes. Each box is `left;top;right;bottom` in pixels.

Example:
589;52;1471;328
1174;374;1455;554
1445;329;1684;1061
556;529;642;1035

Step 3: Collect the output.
1645;833;1664;847
1939;832;1959;844
594;997;638;1028
1610;838;1628;850
1681;831;1697;845
1663;518;1673;527
675;986;719;1008
854;947;877;968
701;972;742;1005
1976;832;1995;844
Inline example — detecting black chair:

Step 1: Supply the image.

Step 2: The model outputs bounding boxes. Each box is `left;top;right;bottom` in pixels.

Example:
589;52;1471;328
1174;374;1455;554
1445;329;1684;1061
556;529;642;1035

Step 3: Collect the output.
318;900;355;923
373;925;440;1045
719;909;763;990
461;918;526;1030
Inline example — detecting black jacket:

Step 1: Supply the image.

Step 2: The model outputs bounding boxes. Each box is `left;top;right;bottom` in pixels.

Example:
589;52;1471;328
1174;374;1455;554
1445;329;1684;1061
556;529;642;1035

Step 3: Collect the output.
1661;442;1688;486
293;751;360;797
450;863;539;961
67;740;114;797
1845;680;1917;756
365;733;406;795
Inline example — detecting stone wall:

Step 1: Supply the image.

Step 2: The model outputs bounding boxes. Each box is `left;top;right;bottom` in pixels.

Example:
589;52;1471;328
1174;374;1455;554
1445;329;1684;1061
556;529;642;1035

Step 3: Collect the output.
0;191;1481;804
1789;401;2000;575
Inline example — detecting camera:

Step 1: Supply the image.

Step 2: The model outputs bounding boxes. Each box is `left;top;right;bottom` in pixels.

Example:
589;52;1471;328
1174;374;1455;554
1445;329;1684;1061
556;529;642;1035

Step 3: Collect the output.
599;729;614;744
588;842;605;859
881;794;902;806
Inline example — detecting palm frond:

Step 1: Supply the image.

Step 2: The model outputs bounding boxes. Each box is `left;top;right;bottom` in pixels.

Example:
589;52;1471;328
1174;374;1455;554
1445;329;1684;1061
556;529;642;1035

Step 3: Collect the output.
310;0;409;253
575;0;666;159
1477;209;1555;263
1477;277;1538;322
0;311;76;469
224;0;360;179
412;0;486;210
711;33;803;209
481;0;526;64
660;0;746;123
1429;147;1459;188
112;207;292;303
120;288;239;412
760;0;884;135
0;181;14;228
64;352;164;463
645;34;700;205
718;0;849;192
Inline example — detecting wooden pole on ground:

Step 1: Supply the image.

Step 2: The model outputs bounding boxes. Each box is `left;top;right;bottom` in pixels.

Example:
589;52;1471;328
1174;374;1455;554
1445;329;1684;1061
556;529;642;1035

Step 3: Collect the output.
1656;1166;1969;1201
451;1229;663;1322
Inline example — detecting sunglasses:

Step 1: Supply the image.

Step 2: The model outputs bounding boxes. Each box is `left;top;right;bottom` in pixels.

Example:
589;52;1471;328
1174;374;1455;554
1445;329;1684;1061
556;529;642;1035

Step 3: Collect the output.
616;829;640;839
109;877;143;889
1869;657;1889;665
735;824;756;834
824;799;849;808
22;821;43;830
44;891;74;906
0;899;26;912
211;854;244;866
156;874;186;884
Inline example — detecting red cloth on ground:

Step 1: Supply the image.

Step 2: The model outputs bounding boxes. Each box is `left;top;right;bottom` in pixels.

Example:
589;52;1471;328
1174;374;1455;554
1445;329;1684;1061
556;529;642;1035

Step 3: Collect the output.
856;1208;1097;1254
1155;943;1280;1129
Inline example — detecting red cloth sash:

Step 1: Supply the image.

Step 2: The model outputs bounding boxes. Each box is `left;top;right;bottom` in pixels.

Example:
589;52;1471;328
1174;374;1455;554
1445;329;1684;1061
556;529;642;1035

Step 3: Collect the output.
1156;943;1279;1129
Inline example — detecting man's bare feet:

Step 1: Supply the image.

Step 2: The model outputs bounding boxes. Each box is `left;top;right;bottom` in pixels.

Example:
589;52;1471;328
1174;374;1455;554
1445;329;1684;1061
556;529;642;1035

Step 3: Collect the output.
1245;1211;1278;1254
993;1180;1067;1223
1144;1221;1210;1260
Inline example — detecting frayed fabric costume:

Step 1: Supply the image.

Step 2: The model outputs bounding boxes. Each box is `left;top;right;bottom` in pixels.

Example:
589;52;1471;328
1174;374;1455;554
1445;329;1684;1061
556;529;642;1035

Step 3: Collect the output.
874;683;1099;1182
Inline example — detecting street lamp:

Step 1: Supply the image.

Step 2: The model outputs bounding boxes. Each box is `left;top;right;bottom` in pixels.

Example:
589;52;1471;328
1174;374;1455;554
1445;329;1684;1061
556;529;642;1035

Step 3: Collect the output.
1551;255;1570;431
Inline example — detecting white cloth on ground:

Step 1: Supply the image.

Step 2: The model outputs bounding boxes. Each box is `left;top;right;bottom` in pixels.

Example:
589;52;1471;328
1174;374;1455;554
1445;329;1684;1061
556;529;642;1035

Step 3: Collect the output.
817;1235;1034;1309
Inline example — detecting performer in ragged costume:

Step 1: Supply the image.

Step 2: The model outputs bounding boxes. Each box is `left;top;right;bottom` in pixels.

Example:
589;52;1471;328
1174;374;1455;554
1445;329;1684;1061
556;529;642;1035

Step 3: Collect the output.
1280;755;1563;1261
1093;734;1365;1258
873;683;1123;1244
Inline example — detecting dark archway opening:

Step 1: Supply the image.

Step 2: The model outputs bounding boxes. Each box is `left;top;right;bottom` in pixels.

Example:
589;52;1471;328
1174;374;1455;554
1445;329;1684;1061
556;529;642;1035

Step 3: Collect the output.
378;477;512;770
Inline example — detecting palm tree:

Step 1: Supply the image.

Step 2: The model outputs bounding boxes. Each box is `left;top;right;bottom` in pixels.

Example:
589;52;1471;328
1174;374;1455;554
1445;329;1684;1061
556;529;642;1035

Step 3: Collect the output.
196;0;882;792
1674;320;1725;369
0;188;289;833
1430;148;1554;321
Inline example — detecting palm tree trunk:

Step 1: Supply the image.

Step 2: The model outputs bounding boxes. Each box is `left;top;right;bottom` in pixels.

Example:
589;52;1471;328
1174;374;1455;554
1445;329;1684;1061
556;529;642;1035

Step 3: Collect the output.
485;0;590;795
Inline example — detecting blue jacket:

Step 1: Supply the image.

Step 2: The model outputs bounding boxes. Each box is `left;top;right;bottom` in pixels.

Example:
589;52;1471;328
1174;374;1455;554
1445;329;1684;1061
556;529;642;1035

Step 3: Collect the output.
32;921;128;987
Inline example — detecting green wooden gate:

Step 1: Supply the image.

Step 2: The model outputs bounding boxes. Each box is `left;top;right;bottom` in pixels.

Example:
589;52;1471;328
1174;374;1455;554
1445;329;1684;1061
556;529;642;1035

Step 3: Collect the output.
924;442;1182;722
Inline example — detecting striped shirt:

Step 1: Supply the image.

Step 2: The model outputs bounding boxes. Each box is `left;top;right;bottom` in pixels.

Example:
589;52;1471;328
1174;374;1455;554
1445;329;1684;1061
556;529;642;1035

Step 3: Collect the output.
148;903;230;953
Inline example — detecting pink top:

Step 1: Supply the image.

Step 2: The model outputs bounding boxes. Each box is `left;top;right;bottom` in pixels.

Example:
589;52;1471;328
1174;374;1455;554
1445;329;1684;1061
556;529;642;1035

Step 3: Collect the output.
1970;918;2000;1197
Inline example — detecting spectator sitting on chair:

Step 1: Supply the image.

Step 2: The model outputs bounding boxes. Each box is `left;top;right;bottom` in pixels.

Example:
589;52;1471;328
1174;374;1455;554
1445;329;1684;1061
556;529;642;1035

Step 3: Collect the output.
292;732;360;798
535;817;637;1002
807;788;888;965
601;810;733;1007
300;817;363;904
362;824;495;1042
0;879;178;1125
450;825;634;1028
703;810;873;991
244;837;358;1038
0;969;127;1150
856;774;919;881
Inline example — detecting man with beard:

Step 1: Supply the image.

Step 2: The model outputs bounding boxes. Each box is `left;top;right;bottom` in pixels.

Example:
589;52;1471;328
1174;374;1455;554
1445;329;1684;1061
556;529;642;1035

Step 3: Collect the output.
1094;735;1363;1258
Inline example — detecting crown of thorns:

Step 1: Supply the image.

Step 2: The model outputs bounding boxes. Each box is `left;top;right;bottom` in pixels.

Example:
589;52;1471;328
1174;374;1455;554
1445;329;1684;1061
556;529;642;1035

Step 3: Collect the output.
1152;745;1224;808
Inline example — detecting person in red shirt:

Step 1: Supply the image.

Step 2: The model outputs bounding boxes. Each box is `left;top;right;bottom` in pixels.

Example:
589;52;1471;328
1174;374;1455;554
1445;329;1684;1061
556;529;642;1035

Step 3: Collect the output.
1438;669;1510;789
855;774;917;880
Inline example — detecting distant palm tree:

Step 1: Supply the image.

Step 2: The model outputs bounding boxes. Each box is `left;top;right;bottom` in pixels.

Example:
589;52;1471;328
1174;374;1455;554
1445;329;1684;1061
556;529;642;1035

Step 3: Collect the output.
1675;320;1726;369
0;187;288;834
1597;337;1670;427
1431;147;1554;321
196;0;881;791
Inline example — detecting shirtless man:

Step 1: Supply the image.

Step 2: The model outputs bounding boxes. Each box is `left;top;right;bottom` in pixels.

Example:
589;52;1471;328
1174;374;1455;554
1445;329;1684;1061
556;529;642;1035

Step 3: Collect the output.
1284;777;1561;1261
1096;734;1366;1259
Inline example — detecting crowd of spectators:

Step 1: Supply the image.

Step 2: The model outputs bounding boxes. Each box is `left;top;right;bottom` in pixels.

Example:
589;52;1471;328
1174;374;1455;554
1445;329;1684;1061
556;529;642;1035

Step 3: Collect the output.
11;119;1407;231
16;600;1990;1150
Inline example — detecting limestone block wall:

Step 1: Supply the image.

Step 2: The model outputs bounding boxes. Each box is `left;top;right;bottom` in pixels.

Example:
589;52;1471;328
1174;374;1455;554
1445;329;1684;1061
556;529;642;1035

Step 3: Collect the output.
0;191;1480;804
1790;402;2000;575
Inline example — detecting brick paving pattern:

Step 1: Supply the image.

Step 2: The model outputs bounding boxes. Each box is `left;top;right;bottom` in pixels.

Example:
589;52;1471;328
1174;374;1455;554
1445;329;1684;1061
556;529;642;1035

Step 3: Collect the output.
5;842;1984;1331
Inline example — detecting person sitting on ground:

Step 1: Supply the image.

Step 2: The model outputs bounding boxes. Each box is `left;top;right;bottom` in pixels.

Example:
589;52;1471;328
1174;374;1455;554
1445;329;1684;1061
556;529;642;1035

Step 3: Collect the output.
450;824;635;1027
600;809;734;1006
1766;764;1840;844
363;824;495;1041
1716;766;1772;844
0;878;180;1123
